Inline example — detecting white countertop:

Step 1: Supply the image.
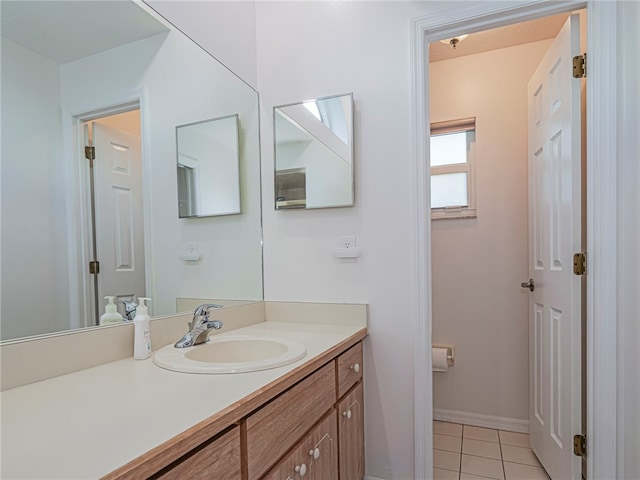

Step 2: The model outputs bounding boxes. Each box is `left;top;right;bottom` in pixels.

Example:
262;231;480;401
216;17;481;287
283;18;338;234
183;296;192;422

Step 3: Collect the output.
1;321;364;479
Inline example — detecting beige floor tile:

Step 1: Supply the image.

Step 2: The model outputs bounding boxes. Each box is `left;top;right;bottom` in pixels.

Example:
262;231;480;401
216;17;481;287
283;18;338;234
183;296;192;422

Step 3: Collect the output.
501;445;541;467
499;431;530;448
434;467;461;479
504;461;549;479
461;454;505;480
435;421;464;437
463;425;500;443
434;448;462;472
435;433;463;453
462;438;502;460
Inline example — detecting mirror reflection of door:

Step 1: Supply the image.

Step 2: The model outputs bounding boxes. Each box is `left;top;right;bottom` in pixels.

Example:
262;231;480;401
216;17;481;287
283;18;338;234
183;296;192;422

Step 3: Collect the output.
85;109;145;325
177;163;197;217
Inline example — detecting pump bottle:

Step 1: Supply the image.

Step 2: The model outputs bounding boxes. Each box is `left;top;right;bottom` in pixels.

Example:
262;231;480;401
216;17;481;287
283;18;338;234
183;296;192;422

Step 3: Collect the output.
100;296;123;325
133;297;152;360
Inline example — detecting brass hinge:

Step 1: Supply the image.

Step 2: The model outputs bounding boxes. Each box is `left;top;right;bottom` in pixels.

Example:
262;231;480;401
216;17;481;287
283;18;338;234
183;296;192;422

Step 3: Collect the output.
84;146;95;161
89;261;100;275
573;252;586;276
573;54;586;78
573;434;586;457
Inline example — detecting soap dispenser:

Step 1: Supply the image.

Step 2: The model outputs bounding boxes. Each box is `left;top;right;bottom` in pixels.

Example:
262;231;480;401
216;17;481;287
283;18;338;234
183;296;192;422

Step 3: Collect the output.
133;297;152;360
100;296;123;325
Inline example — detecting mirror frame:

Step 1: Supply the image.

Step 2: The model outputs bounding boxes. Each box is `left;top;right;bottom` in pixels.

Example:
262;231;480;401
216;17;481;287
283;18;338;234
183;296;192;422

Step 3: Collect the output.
273;92;355;210
175;113;241;218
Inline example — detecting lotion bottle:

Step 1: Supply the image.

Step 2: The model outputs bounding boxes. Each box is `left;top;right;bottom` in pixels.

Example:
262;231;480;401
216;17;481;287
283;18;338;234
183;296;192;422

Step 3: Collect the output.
100;296;123;325
133;297;152;360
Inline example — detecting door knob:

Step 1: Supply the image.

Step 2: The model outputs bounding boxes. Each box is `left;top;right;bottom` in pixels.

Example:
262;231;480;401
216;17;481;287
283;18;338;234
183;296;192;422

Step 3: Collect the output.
521;279;535;292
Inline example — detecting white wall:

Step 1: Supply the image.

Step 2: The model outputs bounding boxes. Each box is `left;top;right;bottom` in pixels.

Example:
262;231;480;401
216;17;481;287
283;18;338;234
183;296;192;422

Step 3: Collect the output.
59;27;262;315
1;39;70;339
254;2;447;478
430;40;552;423
145;0;258;89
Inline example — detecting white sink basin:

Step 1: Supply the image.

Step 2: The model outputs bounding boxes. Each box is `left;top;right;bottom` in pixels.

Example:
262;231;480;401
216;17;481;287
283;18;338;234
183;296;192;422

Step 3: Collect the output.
153;335;307;374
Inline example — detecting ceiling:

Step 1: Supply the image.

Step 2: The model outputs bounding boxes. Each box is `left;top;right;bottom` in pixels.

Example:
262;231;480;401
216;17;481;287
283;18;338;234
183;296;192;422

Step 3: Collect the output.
0;1;168;64
429;12;575;63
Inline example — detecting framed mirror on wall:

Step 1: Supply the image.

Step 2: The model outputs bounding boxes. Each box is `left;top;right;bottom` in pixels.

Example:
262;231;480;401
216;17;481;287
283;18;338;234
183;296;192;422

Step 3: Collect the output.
176;114;241;218
274;93;354;210
0;0;263;342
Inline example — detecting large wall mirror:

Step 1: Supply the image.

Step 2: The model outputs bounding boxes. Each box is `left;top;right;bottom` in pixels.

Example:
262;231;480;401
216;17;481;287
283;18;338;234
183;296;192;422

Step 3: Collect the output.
0;0;263;341
274;93;354;209
177;115;241;218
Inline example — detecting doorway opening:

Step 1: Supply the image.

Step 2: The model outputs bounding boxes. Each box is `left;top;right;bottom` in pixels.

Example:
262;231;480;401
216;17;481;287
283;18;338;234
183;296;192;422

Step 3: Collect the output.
77;104;145;326
427;9;586;480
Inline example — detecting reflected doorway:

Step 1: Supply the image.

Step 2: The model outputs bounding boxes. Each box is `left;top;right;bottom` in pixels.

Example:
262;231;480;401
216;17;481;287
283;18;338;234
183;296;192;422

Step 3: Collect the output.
82;108;145;325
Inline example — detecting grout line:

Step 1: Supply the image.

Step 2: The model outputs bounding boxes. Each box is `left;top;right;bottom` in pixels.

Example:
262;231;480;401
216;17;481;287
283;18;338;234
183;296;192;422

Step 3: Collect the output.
498;429;507;480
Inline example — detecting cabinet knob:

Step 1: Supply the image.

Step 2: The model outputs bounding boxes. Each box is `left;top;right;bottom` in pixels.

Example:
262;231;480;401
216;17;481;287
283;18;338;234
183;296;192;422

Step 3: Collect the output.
295;463;307;476
343;409;352;419
350;363;360;373
309;447;320;459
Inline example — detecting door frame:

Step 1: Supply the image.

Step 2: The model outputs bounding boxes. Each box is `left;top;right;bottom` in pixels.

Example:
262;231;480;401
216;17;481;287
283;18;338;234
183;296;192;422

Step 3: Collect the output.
410;2;618;479
62;91;154;330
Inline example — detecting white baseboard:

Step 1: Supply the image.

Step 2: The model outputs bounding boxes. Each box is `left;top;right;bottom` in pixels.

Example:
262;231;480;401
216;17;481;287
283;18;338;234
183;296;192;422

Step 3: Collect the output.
433;408;529;433
365;476;388;480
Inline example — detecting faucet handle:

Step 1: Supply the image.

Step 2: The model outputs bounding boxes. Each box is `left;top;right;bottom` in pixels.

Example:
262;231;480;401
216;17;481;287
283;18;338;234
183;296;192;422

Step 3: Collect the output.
193;303;224;316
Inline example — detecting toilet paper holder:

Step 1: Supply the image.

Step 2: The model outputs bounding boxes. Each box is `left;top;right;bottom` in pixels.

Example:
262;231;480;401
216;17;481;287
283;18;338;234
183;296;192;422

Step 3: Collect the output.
433;344;455;366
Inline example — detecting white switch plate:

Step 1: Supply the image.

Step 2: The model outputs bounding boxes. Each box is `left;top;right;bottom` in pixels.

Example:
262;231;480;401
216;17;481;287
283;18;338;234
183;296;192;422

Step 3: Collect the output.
340;235;356;249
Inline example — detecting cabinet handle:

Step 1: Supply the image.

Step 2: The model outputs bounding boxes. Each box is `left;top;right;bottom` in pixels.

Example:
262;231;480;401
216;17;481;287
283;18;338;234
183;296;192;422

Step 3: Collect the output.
295;463;307;476
343;409;352;419
350;363;360;373
309;447;320;459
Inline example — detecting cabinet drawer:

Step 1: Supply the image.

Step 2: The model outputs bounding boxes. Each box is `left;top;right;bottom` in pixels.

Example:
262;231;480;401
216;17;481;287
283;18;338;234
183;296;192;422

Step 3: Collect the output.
262;410;338;480
337;342;363;397
246;362;336;480
152;425;241;480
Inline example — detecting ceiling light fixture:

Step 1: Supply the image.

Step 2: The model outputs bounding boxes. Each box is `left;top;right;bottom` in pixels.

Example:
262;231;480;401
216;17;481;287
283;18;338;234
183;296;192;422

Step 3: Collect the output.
440;34;469;49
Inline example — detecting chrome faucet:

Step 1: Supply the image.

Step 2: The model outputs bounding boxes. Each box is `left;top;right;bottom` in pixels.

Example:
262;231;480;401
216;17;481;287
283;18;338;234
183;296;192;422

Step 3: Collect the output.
174;304;224;348
122;301;137;321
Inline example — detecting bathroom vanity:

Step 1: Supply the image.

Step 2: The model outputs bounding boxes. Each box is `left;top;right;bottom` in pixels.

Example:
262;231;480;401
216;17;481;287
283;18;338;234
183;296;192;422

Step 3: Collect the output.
115;338;364;480
0;303;367;480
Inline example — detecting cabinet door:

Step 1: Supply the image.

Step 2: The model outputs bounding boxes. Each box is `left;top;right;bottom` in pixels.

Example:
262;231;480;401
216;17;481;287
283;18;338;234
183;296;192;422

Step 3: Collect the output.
246;363;336;480
262;411;338;480
153;426;241;480
338;383;364;480
309;411;338;479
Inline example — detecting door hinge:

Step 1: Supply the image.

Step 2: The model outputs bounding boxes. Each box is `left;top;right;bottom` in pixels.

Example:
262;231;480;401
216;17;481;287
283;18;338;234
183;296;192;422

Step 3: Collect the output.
573;434;586;457
573;54;586;78
573;252;586;275
84;146;95;161
89;261;100;275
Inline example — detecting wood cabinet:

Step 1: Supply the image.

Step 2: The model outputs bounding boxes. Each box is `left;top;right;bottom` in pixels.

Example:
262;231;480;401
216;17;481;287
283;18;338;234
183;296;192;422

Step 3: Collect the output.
262;411;338;480
246;363;336;480
113;338;365;480
337;342;363;397
338;383;365;480
150;426;241;480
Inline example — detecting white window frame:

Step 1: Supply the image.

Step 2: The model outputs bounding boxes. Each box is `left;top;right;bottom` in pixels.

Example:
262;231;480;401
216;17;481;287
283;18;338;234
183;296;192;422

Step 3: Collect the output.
430;117;476;219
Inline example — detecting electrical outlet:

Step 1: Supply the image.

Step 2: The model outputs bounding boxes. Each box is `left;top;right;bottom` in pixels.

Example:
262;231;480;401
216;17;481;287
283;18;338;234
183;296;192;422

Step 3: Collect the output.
185;242;198;253
340;235;356;249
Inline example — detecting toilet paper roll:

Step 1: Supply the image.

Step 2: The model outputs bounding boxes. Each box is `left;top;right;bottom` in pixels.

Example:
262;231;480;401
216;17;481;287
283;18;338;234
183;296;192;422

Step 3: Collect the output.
432;347;449;372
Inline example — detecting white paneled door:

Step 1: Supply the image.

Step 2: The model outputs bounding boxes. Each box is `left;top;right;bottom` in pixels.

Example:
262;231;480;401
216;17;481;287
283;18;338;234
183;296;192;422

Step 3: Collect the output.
526;15;582;480
93;122;145;309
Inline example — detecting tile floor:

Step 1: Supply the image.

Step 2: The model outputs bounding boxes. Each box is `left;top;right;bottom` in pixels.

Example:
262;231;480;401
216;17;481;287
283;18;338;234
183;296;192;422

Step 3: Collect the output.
433;421;550;480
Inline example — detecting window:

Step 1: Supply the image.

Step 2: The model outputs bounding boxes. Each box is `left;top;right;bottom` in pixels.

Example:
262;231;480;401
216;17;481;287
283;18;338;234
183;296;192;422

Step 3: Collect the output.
430;117;476;219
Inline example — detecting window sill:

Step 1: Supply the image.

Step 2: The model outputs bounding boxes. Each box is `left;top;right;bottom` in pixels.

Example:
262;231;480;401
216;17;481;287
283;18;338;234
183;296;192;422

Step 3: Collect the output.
431;207;477;220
